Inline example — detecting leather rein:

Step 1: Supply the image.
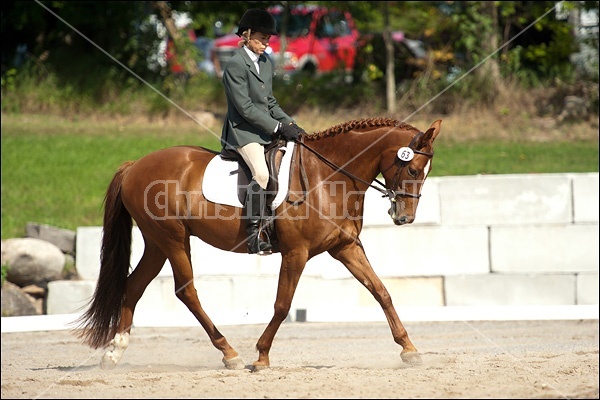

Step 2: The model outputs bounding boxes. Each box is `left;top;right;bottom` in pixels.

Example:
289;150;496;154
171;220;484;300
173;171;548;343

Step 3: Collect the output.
285;131;434;208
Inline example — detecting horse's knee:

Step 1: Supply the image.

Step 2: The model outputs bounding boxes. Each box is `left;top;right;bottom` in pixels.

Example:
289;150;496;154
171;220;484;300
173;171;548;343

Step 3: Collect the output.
272;303;291;321
174;285;197;304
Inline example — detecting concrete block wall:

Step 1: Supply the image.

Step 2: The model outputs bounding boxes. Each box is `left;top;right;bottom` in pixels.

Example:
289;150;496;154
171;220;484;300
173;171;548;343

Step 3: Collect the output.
48;173;599;322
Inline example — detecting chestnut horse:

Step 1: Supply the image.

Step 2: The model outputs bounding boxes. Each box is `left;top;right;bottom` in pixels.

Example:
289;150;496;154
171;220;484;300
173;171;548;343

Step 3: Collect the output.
74;117;442;371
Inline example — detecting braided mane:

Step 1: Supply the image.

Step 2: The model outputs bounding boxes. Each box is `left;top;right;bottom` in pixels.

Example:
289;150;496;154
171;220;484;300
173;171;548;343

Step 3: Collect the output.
305;118;419;141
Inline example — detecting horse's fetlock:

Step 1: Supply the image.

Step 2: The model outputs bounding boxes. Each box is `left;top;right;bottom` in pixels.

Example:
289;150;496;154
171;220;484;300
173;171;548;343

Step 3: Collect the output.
113;332;130;349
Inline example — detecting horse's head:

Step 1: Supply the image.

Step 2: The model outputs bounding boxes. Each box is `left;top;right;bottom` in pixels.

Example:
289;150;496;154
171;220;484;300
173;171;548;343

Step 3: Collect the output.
381;120;441;225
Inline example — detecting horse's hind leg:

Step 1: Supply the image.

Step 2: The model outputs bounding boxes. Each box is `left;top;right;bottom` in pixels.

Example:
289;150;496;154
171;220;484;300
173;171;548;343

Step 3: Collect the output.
329;242;422;365
101;237;167;369
163;235;245;370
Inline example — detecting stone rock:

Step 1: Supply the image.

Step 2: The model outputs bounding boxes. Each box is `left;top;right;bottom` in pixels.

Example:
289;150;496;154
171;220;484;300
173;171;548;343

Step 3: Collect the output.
1;238;65;288
63;253;79;280
1;281;40;316
25;222;76;255
558;96;589;122
21;284;46;298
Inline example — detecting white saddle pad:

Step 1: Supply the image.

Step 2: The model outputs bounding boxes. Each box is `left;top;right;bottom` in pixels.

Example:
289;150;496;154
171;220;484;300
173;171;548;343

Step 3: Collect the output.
202;141;295;209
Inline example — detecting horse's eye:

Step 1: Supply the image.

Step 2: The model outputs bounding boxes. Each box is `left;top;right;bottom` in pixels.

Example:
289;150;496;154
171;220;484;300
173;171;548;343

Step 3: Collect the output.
407;167;418;177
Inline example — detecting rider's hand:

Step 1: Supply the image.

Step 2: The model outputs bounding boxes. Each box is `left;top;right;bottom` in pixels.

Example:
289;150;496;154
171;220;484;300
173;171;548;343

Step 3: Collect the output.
292;123;307;135
278;122;302;141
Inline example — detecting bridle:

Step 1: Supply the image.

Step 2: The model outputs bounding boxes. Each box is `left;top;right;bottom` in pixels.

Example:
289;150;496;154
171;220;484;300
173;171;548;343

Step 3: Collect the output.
381;130;434;200
289;131;434;211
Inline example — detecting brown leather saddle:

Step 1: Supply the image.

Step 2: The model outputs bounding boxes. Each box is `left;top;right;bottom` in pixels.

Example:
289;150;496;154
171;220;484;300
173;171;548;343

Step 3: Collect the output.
220;138;289;207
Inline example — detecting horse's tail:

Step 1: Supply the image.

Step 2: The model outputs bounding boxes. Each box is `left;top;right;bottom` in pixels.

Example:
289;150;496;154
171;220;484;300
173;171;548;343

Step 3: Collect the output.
73;161;134;349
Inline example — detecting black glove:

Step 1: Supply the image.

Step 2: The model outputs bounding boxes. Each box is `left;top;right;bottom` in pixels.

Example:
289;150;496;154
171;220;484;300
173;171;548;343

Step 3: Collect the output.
292;123;307;135
278;122;302;141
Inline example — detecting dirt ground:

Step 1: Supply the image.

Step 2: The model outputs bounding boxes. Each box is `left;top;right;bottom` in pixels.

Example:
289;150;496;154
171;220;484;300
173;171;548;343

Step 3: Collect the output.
2;319;598;399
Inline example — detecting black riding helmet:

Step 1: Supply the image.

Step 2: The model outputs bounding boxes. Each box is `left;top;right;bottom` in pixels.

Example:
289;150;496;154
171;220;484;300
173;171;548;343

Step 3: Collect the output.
236;8;278;36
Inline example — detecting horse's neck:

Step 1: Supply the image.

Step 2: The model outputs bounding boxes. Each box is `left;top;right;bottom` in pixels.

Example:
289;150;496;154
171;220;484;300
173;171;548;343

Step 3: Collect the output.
306;130;388;186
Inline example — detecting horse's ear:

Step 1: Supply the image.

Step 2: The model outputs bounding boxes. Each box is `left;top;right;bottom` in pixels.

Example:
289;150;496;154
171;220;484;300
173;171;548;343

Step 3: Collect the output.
426;119;442;142
416;120;442;149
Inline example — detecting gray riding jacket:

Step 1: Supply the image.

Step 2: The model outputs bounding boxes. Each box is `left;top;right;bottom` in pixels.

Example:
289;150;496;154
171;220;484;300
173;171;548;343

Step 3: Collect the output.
220;47;294;150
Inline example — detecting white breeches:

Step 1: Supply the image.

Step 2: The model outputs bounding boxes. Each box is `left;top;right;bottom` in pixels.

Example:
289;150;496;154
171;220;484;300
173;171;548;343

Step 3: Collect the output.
237;142;269;189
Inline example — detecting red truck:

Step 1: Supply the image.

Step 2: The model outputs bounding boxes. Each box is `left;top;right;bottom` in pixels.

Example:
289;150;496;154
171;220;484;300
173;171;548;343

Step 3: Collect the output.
212;4;360;79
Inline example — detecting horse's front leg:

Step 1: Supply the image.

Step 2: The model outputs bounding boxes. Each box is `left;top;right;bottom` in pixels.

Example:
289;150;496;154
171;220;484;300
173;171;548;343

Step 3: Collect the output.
252;249;308;371
329;241;422;365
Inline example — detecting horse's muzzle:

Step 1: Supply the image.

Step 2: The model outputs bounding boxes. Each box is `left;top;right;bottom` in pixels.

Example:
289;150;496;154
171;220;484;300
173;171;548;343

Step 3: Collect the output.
388;206;413;225
392;215;411;225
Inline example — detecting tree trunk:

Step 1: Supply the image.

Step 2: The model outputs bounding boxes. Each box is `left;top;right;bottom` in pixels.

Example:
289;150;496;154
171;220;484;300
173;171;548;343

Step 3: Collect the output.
277;2;290;76
154;1;199;76
478;1;502;85
383;2;396;114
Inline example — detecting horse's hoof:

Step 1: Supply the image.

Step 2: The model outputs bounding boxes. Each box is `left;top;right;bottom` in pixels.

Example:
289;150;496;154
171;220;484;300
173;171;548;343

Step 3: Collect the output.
222;356;245;370
400;350;423;365
250;362;269;372
100;352;118;370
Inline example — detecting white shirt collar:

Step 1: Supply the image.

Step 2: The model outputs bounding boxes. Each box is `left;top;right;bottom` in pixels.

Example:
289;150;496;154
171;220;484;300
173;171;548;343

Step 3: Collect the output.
243;46;260;73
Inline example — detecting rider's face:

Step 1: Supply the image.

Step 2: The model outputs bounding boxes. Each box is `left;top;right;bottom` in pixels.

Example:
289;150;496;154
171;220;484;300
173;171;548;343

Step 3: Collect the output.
248;32;271;55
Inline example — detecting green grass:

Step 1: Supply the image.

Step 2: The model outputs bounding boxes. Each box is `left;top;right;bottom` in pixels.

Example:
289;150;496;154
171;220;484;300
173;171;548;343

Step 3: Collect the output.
1;115;221;239
434;140;598;175
1;114;598;239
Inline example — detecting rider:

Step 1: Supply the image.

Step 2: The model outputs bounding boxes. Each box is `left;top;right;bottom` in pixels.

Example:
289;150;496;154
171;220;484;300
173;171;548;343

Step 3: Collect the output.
220;8;306;255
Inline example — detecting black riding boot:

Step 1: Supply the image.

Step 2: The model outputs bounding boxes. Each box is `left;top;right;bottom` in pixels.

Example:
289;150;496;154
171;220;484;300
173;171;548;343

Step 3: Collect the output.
244;180;273;255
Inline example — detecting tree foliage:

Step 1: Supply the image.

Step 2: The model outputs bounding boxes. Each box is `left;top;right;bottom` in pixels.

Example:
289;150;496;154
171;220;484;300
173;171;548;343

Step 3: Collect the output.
1;1;597;113
2;2;160;80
